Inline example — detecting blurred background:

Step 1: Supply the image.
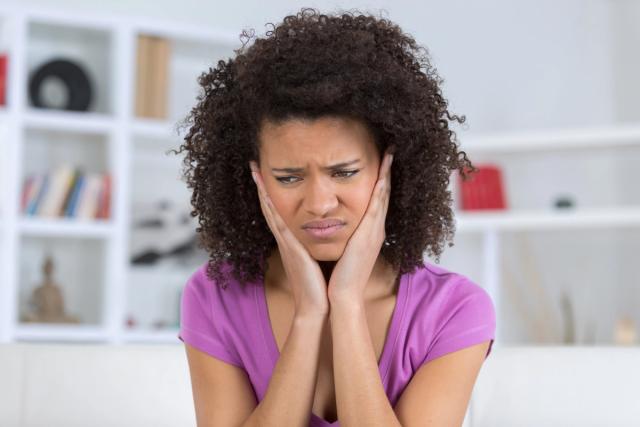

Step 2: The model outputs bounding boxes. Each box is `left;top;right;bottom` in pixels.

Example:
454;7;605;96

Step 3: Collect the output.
0;0;638;350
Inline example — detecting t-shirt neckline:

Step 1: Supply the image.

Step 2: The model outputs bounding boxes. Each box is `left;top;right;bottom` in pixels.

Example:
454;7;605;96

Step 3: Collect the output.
254;270;411;426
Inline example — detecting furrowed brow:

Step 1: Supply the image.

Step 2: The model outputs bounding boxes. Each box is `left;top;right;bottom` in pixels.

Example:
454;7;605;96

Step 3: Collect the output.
271;159;360;173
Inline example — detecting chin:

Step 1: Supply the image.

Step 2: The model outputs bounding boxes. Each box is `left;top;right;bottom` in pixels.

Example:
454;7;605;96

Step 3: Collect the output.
305;242;346;262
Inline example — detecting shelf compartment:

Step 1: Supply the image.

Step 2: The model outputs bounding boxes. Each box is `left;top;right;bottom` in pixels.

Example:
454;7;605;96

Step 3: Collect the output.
453;145;640;212
21;127;112;221
124;263;194;332
129;135;198;265
26;20;114;115
126;136;207;333
132;31;236;125
18;235;107;327
497;228;640;346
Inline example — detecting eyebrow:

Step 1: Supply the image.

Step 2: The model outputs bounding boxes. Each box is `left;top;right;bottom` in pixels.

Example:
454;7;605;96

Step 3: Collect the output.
271;159;361;173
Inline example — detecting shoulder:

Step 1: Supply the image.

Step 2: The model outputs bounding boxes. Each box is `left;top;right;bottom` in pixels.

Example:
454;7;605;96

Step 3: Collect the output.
409;261;495;320
180;260;259;338
407;261;496;365
179;260;256;368
182;260;256;306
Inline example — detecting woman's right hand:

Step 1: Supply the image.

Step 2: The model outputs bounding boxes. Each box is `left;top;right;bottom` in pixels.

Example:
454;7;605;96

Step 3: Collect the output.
249;161;329;318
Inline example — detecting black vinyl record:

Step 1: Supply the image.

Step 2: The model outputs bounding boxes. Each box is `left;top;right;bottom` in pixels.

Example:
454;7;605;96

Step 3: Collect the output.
28;58;93;111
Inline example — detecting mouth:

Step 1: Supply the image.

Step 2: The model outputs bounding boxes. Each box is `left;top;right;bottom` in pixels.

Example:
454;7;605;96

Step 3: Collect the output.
302;223;346;239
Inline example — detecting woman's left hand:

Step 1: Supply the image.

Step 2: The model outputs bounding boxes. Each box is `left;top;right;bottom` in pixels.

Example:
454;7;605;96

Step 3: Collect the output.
327;147;394;307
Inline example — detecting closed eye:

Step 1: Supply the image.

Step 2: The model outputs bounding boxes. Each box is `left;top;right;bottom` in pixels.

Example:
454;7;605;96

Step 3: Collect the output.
275;169;360;185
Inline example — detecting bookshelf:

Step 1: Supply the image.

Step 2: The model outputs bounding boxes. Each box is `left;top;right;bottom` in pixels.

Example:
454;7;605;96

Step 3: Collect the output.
0;5;638;348
0;5;238;344
446;125;640;346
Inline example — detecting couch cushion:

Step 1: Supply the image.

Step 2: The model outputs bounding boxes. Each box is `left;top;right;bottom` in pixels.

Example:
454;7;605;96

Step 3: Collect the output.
5;343;195;427
470;346;640;426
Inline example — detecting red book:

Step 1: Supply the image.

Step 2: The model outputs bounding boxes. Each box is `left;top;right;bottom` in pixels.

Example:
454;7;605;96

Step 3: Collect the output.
458;164;506;211
97;173;111;219
0;54;7;106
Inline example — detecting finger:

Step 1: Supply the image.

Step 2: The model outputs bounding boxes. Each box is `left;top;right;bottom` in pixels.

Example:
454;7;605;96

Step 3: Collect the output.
373;152;393;225
250;163;301;251
376;152;393;205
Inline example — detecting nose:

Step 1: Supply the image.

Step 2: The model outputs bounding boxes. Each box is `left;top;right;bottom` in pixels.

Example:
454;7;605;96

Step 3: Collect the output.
302;177;339;216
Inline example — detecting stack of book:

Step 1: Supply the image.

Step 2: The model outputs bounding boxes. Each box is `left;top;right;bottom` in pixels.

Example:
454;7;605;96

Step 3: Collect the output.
21;165;111;220
135;34;171;119
457;164;507;211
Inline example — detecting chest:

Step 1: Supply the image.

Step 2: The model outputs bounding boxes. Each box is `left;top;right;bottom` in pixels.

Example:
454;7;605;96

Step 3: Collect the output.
264;286;398;424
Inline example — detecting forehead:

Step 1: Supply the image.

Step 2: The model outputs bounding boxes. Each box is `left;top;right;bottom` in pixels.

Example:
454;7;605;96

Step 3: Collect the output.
257;116;377;159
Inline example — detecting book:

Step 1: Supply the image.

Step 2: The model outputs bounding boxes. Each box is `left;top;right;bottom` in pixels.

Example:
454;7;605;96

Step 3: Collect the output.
39;165;75;217
96;173;111;219
135;35;150;117
76;173;102;219
151;36;170;118
135;35;171;119
0;53;7;106
65;173;85;217
28;174;48;216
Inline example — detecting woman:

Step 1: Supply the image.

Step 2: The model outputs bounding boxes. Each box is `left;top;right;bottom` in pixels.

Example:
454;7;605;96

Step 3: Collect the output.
174;7;495;427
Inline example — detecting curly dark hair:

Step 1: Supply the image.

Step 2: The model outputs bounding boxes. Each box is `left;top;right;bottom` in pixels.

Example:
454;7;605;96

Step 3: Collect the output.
170;7;477;290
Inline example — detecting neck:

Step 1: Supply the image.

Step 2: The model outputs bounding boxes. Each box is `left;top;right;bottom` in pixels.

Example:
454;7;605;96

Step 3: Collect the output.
318;260;337;284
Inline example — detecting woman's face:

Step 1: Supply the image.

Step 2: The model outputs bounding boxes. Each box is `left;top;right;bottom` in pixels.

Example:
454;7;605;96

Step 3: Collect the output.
256;115;382;261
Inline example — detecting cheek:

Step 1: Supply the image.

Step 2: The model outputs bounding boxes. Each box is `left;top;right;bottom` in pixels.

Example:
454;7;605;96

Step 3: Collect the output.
351;190;372;216
348;180;377;218
267;191;296;224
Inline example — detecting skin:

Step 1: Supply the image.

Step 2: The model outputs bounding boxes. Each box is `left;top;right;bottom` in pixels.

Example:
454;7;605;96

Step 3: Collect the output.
252;115;398;304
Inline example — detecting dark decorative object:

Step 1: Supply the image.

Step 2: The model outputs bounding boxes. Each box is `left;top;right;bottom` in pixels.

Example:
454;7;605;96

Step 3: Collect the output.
130;199;201;265
28;58;93;111
554;195;575;209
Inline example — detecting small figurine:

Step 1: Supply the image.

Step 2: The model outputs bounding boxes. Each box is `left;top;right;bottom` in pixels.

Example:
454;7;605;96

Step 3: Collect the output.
22;254;80;324
614;315;637;346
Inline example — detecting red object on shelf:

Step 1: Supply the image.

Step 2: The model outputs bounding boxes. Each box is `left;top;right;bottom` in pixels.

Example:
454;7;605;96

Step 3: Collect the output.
0;53;7;106
458;164;507;211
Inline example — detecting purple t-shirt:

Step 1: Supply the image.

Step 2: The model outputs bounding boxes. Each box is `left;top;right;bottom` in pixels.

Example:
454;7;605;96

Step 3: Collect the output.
178;260;496;427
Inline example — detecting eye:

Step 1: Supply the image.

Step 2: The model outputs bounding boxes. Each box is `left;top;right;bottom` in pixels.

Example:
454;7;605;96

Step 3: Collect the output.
333;169;360;179
275;176;300;184
275;169;360;185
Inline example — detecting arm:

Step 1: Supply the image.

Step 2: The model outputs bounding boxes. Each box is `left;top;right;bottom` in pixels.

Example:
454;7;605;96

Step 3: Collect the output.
330;299;491;427
242;313;327;427
394;340;491;426
330;300;402;427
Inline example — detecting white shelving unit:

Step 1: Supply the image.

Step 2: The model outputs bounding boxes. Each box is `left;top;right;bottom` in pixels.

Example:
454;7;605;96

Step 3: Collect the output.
1;5;638;348
0;5;239;344
446;125;640;346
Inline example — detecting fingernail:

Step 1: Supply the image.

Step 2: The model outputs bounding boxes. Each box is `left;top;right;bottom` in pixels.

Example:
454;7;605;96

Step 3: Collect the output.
251;171;256;183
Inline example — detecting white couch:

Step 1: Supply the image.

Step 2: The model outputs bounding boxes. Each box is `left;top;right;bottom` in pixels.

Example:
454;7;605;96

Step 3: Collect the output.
0;343;638;426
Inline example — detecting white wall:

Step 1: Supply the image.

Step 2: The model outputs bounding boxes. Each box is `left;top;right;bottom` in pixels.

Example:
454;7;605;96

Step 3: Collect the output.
610;0;640;122
16;0;633;134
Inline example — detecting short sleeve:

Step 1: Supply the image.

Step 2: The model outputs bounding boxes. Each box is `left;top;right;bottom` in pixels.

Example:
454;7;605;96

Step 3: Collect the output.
421;279;496;366
177;267;244;368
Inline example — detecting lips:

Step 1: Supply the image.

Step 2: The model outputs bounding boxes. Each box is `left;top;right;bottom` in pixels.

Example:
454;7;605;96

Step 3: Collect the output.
303;223;345;239
302;218;346;229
